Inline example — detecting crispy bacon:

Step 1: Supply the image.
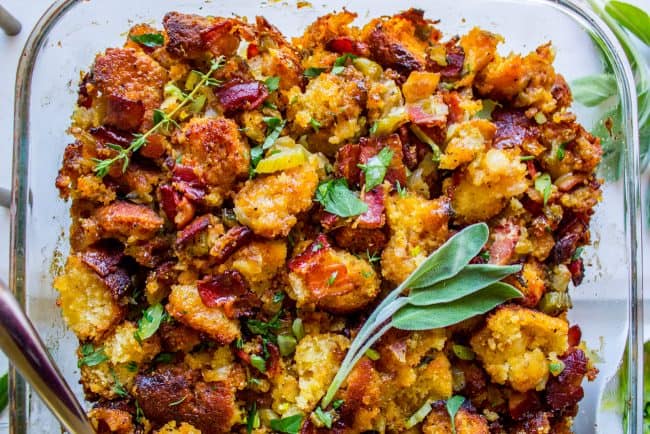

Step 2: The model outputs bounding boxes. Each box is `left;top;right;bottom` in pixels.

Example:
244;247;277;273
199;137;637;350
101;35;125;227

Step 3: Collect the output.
80;243;132;299
335;143;362;186
197;270;256;318
568;325;582;347
488;221;520;265
508;391;542;420
216;81;269;113
176;215;210;246
568;258;585;286
545;348;588;411
160;185;181;222
103;94;145;131
442;91;464;125
246;43;259;59
326;36;369;56
210;226;254;265
89;126;133;148
434;43;465;79
551;233;581;264
492;109;538;149
319;210;345;231
357;187;385;229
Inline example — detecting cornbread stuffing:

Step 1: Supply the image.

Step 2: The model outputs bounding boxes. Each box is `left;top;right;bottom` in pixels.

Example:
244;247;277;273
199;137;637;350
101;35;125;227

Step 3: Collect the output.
55;7;601;433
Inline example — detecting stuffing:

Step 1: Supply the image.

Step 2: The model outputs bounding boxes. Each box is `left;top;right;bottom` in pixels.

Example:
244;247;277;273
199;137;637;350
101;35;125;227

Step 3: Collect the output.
455;27;503;88
470;305;569;392
53;256;123;341
234;163;319;238
220;240;287;292
293;333;350;411
80;361;136;400
166;284;240;344
92;48;167;131
155;421;202;434
286;70;366;156
422;404;489;434
102;321;161;365
475;43;559;113
92;200;164;243
439;119;496;170
449;149;529;223
175;117;250;206
287;235;381;313
183;346;247;388
88;406;135;434
163;12;241;60
381;194;450;284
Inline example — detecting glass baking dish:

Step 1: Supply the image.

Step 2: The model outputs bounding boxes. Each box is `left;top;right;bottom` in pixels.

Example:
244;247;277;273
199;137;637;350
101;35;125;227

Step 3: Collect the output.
9;0;642;432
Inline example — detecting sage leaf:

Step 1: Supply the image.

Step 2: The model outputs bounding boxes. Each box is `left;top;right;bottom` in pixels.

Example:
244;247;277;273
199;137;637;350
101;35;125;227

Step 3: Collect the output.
571;74;618;106
315;178;368;217
605;1;650;45
391;282;522;331
404;222;489;290
446;395;465;434
407;264;521;306
270;414;303;434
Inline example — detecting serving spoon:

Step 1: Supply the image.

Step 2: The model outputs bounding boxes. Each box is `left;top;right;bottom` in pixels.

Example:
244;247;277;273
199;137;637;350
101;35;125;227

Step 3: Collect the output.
0;279;95;433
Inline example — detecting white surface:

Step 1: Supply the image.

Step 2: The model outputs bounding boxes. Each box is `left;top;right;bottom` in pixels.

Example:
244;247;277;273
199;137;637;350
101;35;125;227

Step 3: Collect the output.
0;0;648;433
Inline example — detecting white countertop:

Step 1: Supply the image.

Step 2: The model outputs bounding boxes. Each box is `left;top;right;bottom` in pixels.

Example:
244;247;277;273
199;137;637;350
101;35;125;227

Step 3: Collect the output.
0;0;648;431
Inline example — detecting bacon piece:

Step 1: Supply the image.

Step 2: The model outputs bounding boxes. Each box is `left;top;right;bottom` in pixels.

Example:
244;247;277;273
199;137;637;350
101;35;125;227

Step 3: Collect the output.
134;366;237;434
103;94;145;131
246;43;259;59
200;20;241;57
357;187;385;229
326;36;369;56
567;325;582;347
216;81;269;113
176;215;210;246
89;126;133;148
159;184;180;222
568;258;585;286
164;12;239;59
80;243;132;299
551;233;581;264
407;102;447;127
334;143;362;186
488;221;520;265
197;270;257;319
93;201;164;242
366;28;424;75
492;109;539;149
545;348;588;411
210;226;254;265
433;43;465;79
508;391;542;421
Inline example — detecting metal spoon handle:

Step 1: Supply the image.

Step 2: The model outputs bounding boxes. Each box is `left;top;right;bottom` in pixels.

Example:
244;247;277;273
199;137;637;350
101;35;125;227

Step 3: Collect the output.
0;279;95;434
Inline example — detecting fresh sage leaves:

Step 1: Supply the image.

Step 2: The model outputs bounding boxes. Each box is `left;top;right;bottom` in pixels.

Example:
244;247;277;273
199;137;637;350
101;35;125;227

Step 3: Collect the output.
446;395;466;434
320;223;522;408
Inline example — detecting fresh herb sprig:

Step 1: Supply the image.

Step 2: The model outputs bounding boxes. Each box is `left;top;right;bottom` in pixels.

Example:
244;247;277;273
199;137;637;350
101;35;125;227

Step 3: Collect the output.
93;56;225;177
574;1;650;180
134;303;167;344
320;223;522;408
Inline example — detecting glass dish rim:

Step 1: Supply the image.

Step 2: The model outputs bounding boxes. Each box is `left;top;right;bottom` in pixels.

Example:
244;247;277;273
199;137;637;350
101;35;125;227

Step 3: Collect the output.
9;0;643;432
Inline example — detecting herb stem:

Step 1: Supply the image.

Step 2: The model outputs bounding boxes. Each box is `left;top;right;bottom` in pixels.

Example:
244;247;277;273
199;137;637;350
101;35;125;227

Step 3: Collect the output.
94;56;224;176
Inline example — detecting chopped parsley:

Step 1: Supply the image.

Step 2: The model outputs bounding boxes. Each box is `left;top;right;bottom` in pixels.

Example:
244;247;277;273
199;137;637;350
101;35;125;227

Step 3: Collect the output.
129;33;164;48
270;414;303;434
327;271;338;286
315;178;368;218
534;173;553;205
134;303;166;344
314;407;333;428
309;117;322;132
78;343;108;368
304;67;326;78
250;354;267;373
332;53;358;75
358;147;394;191
264;76;280;92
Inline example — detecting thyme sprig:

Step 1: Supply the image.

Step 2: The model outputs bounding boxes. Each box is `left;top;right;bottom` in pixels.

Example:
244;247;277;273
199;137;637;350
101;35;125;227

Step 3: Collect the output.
320;223;522;408
92;56;225;177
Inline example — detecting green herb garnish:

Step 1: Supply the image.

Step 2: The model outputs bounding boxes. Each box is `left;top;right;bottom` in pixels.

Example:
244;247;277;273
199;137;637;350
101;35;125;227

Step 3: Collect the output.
247;403;260;433
304;67;326;78
358;147;394;191
93;56;224;176
320;223;522;408
332;399;344;410
314;407;333;428
251;354;267;373
129;33;164;48
262;116;286;150
557;143;567;161
168;395;188;407
332;54;357;75
452;344;476;361
520;155;535;161
327;271;338;286
78;343;109;367
446;395;465;434
309;117;322;132
315;178;368;218
405;400;433;429
365;348;380;361
534;173;552;205
265;76;281;92
111;369;129;398
247;310;282;342
134;303;166;344
154;352;174;364
270;414;303;434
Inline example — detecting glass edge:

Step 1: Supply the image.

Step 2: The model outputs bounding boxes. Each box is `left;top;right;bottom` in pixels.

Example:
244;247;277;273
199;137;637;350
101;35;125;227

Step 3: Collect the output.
11;2;80;433
10;0;643;433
